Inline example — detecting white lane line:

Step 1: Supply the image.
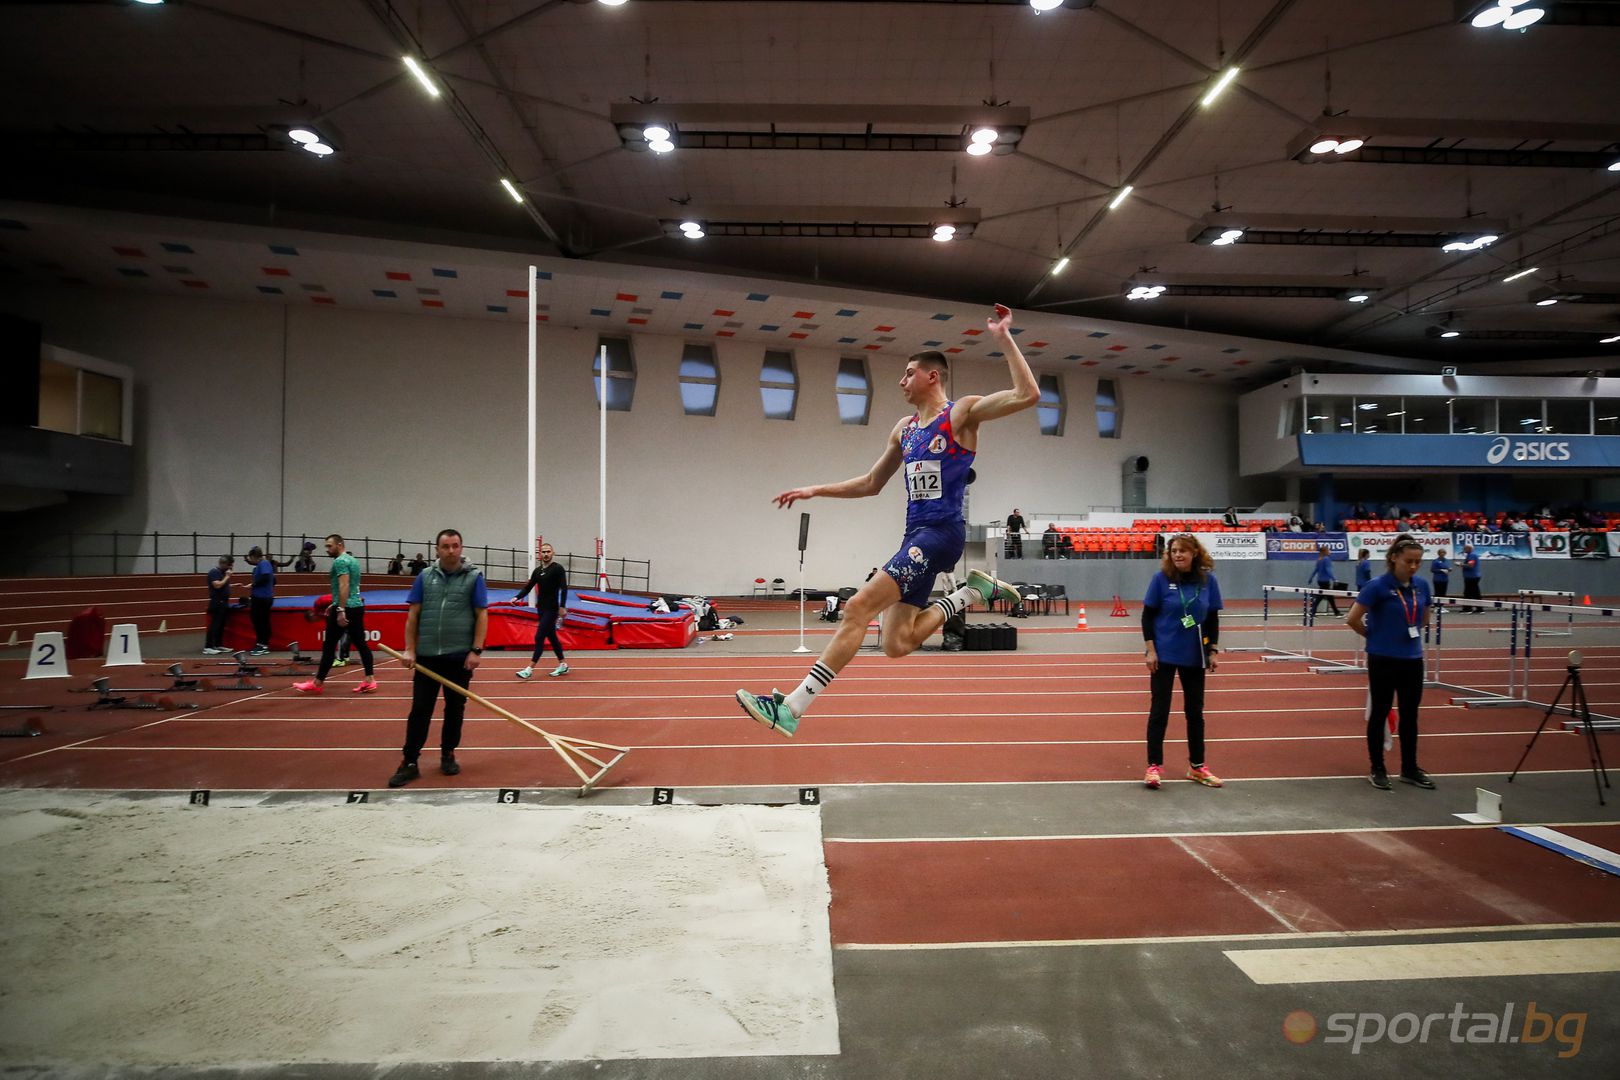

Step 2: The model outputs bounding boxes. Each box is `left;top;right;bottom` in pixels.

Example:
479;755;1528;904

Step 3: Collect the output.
163;706;1383;722
1172;835;1301;932
1223;936;1620;985
59;729;1562;752
835;922;1620;951
826;820;1620;844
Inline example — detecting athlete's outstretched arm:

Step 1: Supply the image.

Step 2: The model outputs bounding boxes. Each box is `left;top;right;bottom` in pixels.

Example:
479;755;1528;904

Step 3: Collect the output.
959;304;1041;426
774;419;906;508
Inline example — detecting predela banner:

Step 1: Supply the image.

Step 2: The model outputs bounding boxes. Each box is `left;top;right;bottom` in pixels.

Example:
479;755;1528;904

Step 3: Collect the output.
1452;532;1533;560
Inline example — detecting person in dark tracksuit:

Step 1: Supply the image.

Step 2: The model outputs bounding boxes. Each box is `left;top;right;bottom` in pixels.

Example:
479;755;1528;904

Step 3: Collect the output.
1308;544;1342;617
389;529;488;787
1347;534;1434;791
1430;548;1451;597
1141;533;1224;790
245;546;276;655
514;542;569;679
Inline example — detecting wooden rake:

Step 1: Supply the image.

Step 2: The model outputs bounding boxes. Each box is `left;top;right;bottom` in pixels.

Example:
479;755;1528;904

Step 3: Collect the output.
375;644;629;796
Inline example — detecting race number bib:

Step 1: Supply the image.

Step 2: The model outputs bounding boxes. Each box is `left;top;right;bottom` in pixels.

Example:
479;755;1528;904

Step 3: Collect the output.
905;460;942;501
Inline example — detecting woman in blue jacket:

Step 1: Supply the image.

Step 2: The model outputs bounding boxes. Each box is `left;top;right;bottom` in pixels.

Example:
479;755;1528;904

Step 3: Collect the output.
1142;534;1224;790
1308;544;1342;617
1354;548;1372;590
1346;535;1434;791
1430;548;1451;597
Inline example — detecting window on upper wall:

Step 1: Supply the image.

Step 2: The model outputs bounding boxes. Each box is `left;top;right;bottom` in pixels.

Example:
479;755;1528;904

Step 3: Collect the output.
678;343;719;417
1501;397;1543;434
1352;396;1401;433
1596;400;1620;436
592;336;635;411
835;357;871;425
1093;377;1118;438
1034;373;1065;436
1451;397;1496;434
1544;398;1590;435
760;350;798;420
1400;397;1450;434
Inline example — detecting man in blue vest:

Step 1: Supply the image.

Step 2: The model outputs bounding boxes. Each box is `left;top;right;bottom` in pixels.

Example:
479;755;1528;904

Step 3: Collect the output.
390;529;488;787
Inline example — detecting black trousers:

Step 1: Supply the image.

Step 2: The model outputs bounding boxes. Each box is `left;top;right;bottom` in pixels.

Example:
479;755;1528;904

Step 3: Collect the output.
317;605;373;679
249;597;273;647
404;653;473;761
1366;653;1423;773
1310;583;1342;616
1433;580;1449;597
1463;579;1483;601
205;604;229;648
530;609;565;663
1146;662;1207;767
1007;536;1023;558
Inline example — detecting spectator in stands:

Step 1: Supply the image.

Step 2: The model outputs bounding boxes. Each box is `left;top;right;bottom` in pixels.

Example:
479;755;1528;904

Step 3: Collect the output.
1354;548;1372;591
1461;544;1483;607
1005;508;1026;559
1043;523;1060;559
1430;548;1451;597
389;528;489;787
1507;515;1530;533
409;552;429;576
1221;506;1240;528
294;534;378;695
203;555;233;655
1534;502;1552;519
1397;514;1414;532
293;541;317;573
244;546;275;656
1308;544;1342;617
1347;535;1434;791
387;553;406;574
1141;533;1224;790
1288;511;1305;532
1351;501;1368;521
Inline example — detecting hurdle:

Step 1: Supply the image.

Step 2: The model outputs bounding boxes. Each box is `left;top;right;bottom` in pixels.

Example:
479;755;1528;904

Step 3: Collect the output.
1508;589;1576;637
375;644;629;795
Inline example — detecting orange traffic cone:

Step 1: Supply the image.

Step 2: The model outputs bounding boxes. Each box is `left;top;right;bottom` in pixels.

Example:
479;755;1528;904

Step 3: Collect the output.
1583;595;1592;605
1110;594;1129;617
1075;605;1089;630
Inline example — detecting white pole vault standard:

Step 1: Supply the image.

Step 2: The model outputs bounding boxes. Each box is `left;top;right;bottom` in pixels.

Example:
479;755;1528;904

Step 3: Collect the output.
598;343;609;591
526;266;537;577
377;644;628;795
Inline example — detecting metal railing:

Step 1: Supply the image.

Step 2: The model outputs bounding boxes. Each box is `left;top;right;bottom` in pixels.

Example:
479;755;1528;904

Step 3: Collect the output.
9;531;652;592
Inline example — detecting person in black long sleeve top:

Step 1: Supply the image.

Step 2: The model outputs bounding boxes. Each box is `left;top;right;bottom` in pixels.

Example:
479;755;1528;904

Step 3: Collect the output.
1140;533;1224;789
513;543;569;678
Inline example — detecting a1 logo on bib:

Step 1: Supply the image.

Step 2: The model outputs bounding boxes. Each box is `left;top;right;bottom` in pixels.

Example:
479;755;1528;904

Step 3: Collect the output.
928;434;947;454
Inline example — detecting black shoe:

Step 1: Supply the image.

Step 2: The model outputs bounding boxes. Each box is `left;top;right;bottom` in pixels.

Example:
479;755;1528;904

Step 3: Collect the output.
1399;768;1435;789
388;760;420;788
440;755;460;776
1369;767;1392;791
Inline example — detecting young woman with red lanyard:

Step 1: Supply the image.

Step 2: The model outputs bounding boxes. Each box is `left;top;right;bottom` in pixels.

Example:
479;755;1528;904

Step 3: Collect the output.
1346;535;1434;791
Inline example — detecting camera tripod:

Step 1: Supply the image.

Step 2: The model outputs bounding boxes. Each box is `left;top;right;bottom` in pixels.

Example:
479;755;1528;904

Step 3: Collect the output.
1509;651;1611;806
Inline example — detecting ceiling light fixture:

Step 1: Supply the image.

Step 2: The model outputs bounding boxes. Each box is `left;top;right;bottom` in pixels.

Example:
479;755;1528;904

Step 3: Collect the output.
282;126;339;156
598;0;629;6
303;142;334;157
1209;228;1244;247
500;178;524;203
1029;0;1065;11
1200;67;1241;108
1126;284;1166;300
1347;293;1370;303
1052;257;1070;274
1108;185;1133;210
659;205;979;241
1599;335;1620;344
402;56;441;98
1441;330;1462;338
1502;266;1539;283
611;103;1028;155
1305;136;1364;155
1441;234;1499;252
1536;298;1559;306
932;225;957;242
1188;213;1506;248
1607;160;1620;172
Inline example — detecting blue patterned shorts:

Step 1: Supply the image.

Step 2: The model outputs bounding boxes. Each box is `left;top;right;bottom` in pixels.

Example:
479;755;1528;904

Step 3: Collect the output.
882;521;966;609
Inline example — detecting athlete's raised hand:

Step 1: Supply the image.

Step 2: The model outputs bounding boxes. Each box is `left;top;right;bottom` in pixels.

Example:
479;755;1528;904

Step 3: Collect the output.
774;487;816;508
987;302;1013;337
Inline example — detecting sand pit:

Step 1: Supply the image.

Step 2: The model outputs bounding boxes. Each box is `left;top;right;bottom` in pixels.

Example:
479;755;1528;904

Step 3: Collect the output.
0;792;838;1068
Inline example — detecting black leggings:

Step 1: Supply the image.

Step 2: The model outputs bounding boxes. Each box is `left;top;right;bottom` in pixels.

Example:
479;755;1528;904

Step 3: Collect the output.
1366;653;1423;773
531;609;565;663
250;597;273;647
1310;583;1342;616
403;653;473;761
1146;662;1207;767
317;605;373;679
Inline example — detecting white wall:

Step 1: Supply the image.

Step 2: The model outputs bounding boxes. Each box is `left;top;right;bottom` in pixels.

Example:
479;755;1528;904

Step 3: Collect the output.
6;286;1240;593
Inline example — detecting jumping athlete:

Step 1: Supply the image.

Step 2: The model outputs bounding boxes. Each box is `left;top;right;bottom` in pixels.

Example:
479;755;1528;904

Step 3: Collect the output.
735;304;1038;736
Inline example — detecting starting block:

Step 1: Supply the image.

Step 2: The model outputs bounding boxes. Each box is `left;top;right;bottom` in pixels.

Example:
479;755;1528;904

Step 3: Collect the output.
82;678;198;711
23;632;69;681
0;716;44;738
165;663;201;689
103;623;143;667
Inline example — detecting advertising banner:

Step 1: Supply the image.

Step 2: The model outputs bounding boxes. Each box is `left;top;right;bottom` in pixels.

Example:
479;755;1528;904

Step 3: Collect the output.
1610;532;1620;559
1529;531;1571;559
1452;532;1532;560
1159;532;1267;561
1297;433;1620;469
1265;532;1349;560
1349;532;1453;560
1570;530;1610;560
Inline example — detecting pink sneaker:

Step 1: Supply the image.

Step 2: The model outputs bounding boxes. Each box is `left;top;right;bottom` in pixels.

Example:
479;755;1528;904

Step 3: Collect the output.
1187;764;1224;788
1144;764;1162;789
353;679;378;694
292;680;322;695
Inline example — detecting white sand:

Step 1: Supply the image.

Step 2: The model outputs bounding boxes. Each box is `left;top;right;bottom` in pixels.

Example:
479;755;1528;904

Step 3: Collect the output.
0;791;839;1067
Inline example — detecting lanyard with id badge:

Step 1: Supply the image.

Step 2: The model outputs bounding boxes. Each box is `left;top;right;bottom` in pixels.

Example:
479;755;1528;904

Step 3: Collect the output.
1396;582;1421;639
1176;583;1201;631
